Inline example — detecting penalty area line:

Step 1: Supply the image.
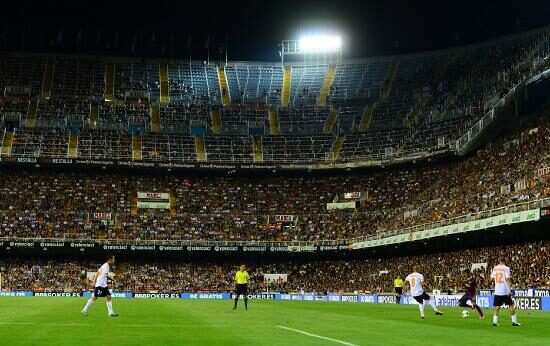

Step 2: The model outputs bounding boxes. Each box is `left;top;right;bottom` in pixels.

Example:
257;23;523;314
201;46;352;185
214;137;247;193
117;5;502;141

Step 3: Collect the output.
277;326;359;346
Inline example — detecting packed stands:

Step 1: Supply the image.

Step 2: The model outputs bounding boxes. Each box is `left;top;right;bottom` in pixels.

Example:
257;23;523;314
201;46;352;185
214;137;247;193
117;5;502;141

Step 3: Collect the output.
1;108;549;242
2;240;549;293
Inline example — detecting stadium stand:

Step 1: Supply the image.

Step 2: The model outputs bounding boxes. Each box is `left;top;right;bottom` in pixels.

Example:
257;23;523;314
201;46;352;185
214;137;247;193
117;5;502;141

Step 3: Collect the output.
0;26;549;247
0;108;549;243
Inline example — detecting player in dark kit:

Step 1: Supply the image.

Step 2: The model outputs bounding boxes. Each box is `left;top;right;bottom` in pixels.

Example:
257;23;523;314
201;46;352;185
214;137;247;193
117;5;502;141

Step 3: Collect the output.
458;269;484;318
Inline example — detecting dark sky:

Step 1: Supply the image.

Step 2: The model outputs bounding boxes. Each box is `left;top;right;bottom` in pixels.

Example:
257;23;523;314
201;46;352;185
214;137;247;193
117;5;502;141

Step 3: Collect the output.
1;0;550;61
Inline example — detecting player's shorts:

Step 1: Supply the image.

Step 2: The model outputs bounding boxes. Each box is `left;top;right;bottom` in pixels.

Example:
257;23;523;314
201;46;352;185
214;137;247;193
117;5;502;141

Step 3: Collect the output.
493;295;514;307
458;294;473;306
394;287;403;295
412;291;431;304
236;284;248;297
94;286;111;298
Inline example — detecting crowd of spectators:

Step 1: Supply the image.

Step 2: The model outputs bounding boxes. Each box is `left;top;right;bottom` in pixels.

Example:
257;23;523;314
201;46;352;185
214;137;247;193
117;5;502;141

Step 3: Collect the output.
1;110;550;242
1;241;549;293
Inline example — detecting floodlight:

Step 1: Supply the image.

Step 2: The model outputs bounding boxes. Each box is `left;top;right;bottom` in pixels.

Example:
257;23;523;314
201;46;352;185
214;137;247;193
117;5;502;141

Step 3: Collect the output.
280;34;343;64
298;35;342;53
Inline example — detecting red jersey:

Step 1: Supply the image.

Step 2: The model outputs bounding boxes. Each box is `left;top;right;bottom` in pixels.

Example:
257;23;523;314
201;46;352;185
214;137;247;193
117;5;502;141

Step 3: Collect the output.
464;276;477;297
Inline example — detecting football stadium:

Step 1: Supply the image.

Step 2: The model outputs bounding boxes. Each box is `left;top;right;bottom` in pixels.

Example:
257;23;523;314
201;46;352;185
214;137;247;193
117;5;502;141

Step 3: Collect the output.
1;1;550;345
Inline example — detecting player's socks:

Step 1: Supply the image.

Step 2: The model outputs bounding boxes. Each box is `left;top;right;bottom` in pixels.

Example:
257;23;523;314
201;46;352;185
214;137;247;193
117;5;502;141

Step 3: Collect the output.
511;314;519;326
418;303;425;318
233;298;238;310
474;305;483;317
244;298;248;310
493;315;499;326
82;299;94;312
107;301;114;315
427;299;440;313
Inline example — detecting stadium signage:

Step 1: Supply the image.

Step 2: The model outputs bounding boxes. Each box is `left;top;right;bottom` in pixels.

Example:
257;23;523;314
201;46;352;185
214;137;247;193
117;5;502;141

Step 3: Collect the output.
52;158;74;164
39;242;65;248
358;295;377;303
288;245;315;252
82;292;133;299
341;295;359;302
0;240;352;254
377;294;397;304
231;294;276;300
352;209;540;249
344;192;361;199
133;293;180;299
183;293;230;299
158;245;184;251
130;245;156;251
513;289;529;296
103;245;128;250
34;292;83;297
118;161;155;168
327;295;342;302
318;245;339;251
158;163;197;169
0;291;34;296
505;297;542;310
186;246;212;251
274;215;294;223
326;201;357;210
0;155;437;172
475;296;491;308
243;246;267;252
70;242;95;248
214;246;239;252
75;159;115;166
16;157;37;163
137;192;170;200
5;85;31;96
8;241;34;248
269;246;289;252
6;292;550;311
534;289;550;297
401;294;492;308
92;213;112;220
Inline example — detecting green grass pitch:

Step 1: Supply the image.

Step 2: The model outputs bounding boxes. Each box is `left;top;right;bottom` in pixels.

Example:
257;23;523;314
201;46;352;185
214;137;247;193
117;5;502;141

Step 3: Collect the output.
0;298;548;345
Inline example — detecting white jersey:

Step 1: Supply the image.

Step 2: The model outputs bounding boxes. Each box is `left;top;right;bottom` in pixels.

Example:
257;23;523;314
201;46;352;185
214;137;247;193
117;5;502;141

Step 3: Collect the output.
490;264;511;295
405;272;425;297
95;262;110;288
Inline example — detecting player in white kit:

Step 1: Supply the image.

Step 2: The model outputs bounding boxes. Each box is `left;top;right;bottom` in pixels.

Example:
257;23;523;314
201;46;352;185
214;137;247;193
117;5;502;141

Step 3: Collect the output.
490;259;520;326
404;265;443;319
81;255;118;317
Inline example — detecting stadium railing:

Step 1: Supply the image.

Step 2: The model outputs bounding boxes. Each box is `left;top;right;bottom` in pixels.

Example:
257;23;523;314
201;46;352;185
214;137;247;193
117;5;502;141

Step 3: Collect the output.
350;197;550;244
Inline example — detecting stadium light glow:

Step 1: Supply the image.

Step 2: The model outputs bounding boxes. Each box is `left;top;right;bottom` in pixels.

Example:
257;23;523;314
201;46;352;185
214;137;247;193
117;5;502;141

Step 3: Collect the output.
298;35;341;53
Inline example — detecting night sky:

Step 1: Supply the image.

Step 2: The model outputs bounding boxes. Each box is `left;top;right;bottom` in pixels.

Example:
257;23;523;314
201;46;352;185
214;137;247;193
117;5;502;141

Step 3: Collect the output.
1;0;549;61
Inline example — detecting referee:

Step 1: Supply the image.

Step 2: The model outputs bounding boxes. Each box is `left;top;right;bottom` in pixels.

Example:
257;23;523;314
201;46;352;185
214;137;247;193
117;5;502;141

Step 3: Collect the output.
394;275;404;304
233;265;250;310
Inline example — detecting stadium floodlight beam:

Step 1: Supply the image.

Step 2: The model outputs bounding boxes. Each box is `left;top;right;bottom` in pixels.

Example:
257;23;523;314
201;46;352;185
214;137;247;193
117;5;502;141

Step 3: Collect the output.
298;35;342;53
280;34;342;65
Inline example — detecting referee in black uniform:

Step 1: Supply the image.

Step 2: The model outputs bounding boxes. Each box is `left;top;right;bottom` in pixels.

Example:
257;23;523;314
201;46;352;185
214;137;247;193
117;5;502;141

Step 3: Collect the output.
233;265;250;310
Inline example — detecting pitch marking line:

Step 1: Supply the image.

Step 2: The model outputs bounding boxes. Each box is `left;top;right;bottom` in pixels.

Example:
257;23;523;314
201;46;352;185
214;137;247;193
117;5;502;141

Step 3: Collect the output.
277;325;359;346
